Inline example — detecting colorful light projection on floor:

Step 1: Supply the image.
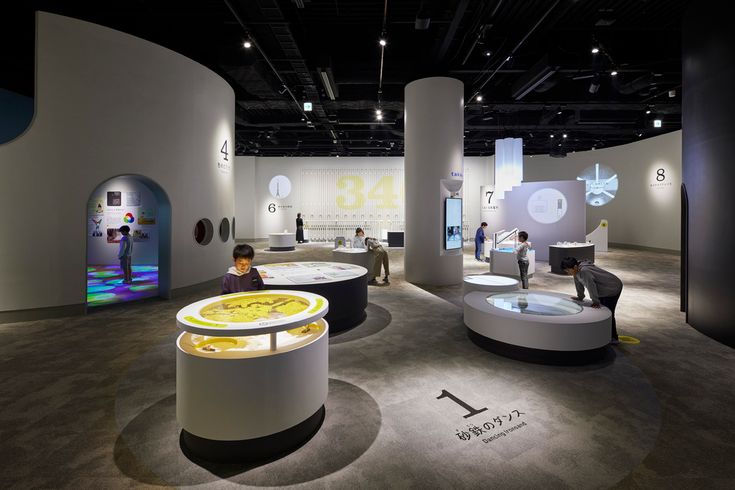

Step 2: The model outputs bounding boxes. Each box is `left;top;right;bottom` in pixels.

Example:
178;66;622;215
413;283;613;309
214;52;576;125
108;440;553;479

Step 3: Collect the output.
87;265;158;307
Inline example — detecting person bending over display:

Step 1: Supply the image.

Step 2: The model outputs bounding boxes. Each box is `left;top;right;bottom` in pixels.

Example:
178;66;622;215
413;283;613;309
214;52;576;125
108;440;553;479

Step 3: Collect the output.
354;227;390;285
474;222;488;261
561;256;623;344
222;243;265;294
515;231;532;289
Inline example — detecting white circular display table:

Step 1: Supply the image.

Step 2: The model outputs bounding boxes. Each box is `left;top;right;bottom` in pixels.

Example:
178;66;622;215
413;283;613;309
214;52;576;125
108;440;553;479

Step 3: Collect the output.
549;242;595;274
268;232;296;251
258;261;368;331
462;274;519;295
176;290;329;463
331;248;375;281
463;290;611;365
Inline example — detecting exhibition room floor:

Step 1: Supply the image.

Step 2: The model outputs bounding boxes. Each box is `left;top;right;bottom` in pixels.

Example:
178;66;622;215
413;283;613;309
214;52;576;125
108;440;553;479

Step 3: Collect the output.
1;243;734;488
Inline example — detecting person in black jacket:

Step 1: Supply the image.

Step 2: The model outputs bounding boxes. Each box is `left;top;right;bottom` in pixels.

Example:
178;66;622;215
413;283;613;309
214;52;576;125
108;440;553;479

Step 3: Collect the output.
296;213;304;243
221;244;265;294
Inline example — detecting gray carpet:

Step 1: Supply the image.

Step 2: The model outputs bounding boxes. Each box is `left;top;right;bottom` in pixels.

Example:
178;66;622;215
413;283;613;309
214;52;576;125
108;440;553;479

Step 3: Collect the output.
0;241;733;489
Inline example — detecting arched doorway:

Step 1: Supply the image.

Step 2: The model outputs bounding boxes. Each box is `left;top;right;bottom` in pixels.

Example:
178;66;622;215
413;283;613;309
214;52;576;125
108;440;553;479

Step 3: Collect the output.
85;175;171;307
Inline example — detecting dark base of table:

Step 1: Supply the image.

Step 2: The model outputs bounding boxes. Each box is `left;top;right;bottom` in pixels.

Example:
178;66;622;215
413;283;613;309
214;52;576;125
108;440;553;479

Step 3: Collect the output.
268;246;296;251
467;328;612;366
268;274;368;333
180;405;325;464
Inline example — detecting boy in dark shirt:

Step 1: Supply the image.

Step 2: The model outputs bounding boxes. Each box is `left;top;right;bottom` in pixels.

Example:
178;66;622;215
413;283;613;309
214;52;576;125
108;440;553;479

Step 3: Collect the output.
221;244;265;294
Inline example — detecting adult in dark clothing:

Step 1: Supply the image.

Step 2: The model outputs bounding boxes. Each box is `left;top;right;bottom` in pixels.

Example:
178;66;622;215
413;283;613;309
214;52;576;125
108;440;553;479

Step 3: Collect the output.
222;243;265;294
561;257;623;344
296;213;305;243
474;222;488;261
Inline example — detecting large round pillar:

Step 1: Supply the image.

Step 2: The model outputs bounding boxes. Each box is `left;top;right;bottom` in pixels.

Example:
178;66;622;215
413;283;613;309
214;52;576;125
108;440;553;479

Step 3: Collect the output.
404;77;464;285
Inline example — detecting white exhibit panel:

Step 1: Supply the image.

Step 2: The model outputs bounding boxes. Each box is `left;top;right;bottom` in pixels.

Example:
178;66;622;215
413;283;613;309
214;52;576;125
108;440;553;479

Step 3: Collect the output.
176;290;329;463
257;262;368;331
523;131;681;251
404;77;464;285
268;232;296;251
586;219;609;252
487;180;586;262
462;275;519;295
490;249;536;278
0;12;234;315
549;242;595;274
463;290;612;365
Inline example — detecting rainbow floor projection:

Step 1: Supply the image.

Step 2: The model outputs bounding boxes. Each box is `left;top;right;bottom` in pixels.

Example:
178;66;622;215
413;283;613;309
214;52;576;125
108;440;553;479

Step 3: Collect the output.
87;265;158;306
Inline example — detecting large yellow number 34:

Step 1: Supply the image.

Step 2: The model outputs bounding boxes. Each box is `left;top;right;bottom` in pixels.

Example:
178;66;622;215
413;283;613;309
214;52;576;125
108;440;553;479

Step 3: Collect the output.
337;175;398;210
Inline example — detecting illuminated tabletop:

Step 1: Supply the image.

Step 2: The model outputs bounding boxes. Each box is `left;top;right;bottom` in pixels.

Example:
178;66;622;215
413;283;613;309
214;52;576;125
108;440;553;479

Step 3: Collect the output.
462;274;520;294
176;289;329;463
463;290;611;365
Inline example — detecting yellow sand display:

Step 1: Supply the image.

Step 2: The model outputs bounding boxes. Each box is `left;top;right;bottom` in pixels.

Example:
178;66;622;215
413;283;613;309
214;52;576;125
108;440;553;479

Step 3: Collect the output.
181;321;325;358
199;294;310;323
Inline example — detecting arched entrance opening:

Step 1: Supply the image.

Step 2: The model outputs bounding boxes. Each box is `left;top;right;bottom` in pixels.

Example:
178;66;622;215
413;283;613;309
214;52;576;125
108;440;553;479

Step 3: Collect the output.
85;174;171;307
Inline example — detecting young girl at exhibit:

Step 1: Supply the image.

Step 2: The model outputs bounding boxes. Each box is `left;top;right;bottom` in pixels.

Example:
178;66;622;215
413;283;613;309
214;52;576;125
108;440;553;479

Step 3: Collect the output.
515;231;532;289
221;244;265;294
117;225;134;284
561;257;623;344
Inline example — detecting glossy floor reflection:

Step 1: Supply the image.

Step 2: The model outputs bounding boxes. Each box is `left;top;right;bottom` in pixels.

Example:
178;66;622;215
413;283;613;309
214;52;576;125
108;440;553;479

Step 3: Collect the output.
87;265;158;306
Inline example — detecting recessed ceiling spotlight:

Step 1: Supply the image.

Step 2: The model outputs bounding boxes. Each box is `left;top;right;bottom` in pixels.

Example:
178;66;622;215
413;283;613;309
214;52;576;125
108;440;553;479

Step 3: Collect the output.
483;50;492;57
637;133;643;137
557;110;563;115
550;134;554;138
376;109;382;116
645;109;651;114
610;70;618;76
476;95;483;102
379;38;387;47
243;41;252;49
591;47;600;54
377;114;383;121
562;133;568;138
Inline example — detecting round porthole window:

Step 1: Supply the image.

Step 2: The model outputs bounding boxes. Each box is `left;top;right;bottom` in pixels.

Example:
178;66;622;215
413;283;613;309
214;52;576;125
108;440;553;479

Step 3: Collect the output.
219;218;230;242
194;218;214;245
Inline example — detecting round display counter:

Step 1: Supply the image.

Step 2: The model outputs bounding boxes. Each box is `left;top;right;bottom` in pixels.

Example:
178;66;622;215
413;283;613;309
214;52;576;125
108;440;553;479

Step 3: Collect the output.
331;247;375;281
268;232;296;251
463;290;611;365
549;242;595;274
176;290;329;463
258;261;368;332
463;274;519;295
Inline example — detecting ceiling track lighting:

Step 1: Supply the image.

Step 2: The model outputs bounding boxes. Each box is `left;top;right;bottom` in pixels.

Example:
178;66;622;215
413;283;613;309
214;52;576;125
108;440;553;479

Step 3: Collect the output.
591;47;600;54
243;40;252;49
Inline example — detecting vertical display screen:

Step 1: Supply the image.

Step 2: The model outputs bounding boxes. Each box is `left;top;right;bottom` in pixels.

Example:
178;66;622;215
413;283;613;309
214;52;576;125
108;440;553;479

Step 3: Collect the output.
445;197;462;249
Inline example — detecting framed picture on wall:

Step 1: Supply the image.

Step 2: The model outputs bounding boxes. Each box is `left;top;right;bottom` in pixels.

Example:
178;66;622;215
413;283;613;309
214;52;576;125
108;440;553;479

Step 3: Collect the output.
125;191;141;206
107;191;122;206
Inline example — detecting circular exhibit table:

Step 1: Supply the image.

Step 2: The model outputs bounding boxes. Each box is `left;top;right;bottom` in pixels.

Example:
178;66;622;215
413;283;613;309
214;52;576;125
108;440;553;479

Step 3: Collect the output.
549;242;595;274
463;291;611;365
331;247;375;281
268;232;296;251
462;274;519;295
176;290;329;463
258;261;368;332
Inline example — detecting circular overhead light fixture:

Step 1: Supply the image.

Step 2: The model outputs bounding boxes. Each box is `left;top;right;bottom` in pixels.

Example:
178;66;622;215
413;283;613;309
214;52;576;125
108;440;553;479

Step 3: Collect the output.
476;95;483;102
610;70;618;76
379;38;387;47
377;114;383;121
376;109;382;116
483;50;492;57
243;41;252;49
645;109;651;114
550;134;554;138
562;133;568;138
591;47;600;54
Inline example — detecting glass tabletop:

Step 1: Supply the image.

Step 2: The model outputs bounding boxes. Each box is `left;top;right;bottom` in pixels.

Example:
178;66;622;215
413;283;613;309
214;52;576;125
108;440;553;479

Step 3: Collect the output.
487;292;583;316
464;275;518;286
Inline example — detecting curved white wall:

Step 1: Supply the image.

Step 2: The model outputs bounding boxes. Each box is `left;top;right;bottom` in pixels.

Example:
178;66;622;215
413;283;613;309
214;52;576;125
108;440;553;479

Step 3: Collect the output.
523;131;681;251
0;13;234;313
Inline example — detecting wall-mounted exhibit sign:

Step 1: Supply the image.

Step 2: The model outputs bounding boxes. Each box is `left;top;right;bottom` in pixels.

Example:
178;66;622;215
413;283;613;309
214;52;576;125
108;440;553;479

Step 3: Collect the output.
577;163;618;207
445;197;463;249
269;175;292;199
217;140;232;174
480;185;498;213
527;188;568;224
649;167;673;189
125;192;141;206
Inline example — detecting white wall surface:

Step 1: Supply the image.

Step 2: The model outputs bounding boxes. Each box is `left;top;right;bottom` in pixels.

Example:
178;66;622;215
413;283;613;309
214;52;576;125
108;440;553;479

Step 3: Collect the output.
0;13;234;311
523;131;681;251
234;156;492;240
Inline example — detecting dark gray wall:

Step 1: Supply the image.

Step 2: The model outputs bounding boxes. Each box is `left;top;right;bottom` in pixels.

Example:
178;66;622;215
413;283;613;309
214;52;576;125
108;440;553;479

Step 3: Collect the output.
682;3;735;348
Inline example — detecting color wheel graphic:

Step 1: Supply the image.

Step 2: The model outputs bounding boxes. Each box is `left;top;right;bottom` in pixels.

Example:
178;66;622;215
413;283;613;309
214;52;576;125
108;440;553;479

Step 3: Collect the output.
124;212;135;223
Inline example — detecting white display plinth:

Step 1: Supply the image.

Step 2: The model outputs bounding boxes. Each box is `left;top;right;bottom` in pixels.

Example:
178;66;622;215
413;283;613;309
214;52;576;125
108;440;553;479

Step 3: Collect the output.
268;232;296;251
463;274;519;295
490;249;536;278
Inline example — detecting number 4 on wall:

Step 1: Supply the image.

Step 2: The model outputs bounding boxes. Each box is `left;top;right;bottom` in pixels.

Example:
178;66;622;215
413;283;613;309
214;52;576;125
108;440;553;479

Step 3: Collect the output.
437;389;488;419
221;140;229;161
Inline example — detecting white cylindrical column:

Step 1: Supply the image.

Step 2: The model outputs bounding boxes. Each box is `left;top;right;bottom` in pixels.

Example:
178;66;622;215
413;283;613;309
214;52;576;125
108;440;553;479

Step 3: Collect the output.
404;77;464;285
